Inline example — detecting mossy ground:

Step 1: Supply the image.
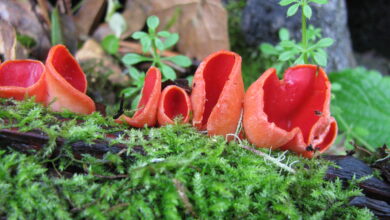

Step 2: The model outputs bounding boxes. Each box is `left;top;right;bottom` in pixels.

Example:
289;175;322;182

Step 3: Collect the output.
0;98;373;219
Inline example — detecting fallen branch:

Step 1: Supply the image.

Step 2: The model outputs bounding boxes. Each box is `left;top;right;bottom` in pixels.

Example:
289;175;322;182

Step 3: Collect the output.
0;128;145;159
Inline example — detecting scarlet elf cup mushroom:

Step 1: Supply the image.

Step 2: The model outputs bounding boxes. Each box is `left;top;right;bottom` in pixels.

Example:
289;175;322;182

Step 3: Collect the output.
45;45;96;114
0;60;47;103
191;50;245;137
243;65;337;158
158;85;191;126
115;66;162;127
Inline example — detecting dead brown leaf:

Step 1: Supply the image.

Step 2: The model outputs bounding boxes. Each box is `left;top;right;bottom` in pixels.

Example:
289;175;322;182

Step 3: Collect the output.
0;20;28;60
122;0;229;60
76;39;128;86
0;20;17;60
58;12;78;54
92;23;114;42
74;0;106;39
0;0;51;59
121;0;149;39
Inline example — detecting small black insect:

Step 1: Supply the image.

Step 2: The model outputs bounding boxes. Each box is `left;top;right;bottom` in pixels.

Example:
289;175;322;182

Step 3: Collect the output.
306;144;314;151
314;110;322;116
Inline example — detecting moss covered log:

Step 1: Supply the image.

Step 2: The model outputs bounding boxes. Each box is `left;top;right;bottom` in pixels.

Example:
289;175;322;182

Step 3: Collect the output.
0;98;373;219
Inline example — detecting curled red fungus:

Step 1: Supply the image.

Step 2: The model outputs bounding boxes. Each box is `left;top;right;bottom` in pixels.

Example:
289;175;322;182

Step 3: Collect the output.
115;66;161;127
45;44;95;114
158;85;191;126
0;60;47;103
191;50;245;136
243;65;338;158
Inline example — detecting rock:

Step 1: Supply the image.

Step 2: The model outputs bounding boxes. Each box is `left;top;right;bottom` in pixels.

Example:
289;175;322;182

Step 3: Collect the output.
241;0;356;72
347;0;390;59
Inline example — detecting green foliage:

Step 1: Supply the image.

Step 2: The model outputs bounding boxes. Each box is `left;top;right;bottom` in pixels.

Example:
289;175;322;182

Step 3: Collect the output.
16;34;36;49
122;16;191;80
120;67;145;109
259;0;332;74
50;7;63;46
0;98;374;219
101;34;120;55
121;15;191;108
330;67;390;152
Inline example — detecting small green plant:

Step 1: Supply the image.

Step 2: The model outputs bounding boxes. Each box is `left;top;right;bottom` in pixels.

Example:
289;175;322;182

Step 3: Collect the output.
260;0;333;72
122;16;192;80
120;15;191;108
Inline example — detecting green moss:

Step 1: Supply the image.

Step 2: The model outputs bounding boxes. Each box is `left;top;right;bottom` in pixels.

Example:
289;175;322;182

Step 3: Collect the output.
0;99;374;219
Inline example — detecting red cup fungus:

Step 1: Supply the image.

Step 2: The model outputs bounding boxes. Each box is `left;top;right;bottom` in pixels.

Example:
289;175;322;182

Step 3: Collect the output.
0;60;47;103
115;66;162;127
158;85;191;126
191;50;245;137
45;44;95;114
243;64;338;158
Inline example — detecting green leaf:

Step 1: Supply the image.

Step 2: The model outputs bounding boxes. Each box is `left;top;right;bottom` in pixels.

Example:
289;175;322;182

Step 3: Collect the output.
313;52;327;66
121;87;140;98
157;31;170;38
108;13;127;37
260;43;278;55
164;55;192;67
140;36;152;53
101;35;119;55
128;66;142;81
294;55;305;65
131;93;141;110
315;38;334;48
122;53;148;65
155;38;165;51
313;51;327;66
279;28;290;41
303;5;312;19
163;33;179;49
279;0;296;6
132;31;147;40
330;68;390;151
287;4;299;17
279;40;296;48
50;7;63;45
147;16;160;30
310;0;328;4
16;34;36;48
307;25;322;41
160;64;176;80
278;50;297;61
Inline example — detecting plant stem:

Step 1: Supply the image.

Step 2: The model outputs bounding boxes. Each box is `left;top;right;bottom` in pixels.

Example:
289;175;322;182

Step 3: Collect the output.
301;1;308;64
150;35;160;66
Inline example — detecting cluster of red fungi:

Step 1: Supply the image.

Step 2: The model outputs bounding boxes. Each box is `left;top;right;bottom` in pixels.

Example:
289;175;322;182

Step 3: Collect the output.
0;45;337;158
